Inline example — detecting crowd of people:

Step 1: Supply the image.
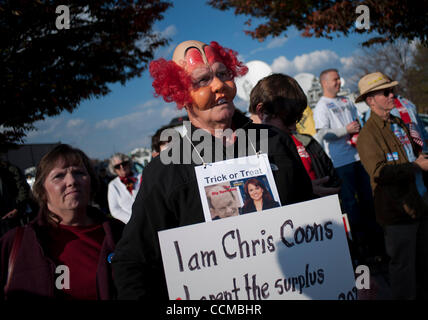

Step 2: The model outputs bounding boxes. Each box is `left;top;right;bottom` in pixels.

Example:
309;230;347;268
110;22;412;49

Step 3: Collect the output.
1;39;427;300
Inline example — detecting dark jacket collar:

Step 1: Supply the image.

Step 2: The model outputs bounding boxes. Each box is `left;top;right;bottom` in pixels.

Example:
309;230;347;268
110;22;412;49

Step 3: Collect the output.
369;110;401;128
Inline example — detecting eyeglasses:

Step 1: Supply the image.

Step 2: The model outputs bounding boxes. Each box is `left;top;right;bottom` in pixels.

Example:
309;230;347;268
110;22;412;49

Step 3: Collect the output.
372;88;394;97
191;65;233;89
381;88;395;97
369;87;395;98
113;161;129;170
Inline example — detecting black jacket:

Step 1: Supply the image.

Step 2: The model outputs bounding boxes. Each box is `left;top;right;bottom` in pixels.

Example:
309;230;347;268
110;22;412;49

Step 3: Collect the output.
111;111;314;300
241;198;280;214
293;133;341;189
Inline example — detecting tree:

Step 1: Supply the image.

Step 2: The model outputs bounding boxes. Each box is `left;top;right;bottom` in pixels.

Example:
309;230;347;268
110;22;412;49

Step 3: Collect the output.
207;0;428;47
350;40;415;96
406;44;428;113
0;0;172;148
350;41;428;113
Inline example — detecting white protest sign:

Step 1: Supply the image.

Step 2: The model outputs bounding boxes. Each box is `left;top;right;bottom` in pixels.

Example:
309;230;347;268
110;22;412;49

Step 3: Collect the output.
194;154;280;222
158;195;356;300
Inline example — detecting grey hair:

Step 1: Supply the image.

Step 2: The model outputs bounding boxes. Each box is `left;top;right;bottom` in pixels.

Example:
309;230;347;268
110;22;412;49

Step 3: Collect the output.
108;153;132;176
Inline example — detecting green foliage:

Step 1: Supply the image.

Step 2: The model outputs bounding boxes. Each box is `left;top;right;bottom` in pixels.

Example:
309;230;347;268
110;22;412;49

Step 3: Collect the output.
0;0;172;146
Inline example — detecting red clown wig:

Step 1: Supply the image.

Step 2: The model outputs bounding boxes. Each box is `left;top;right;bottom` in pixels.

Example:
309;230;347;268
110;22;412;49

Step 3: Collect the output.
149;41;248;109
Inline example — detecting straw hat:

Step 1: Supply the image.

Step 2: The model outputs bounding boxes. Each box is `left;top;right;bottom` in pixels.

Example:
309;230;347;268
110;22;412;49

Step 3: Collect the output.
355;72;398;103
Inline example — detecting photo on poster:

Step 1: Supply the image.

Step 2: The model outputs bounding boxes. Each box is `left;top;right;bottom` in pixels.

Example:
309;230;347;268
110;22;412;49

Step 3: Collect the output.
231;175;280;215
205;183;241;220
195;154;281;222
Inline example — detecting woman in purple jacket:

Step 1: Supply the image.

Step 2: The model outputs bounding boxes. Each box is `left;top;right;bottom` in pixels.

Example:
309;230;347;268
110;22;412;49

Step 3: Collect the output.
0;144;123;300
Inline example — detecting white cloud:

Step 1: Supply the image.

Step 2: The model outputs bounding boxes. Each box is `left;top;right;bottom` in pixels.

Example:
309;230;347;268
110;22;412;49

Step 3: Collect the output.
153;25;178;58
340;57;354;71
26;117;63;139
161;25;177;38
297;50;338;71
138;25;178;53
267;37;288;49
135;99;162;110
270;49;363;92
271;50;341;75
95;111;144;130
271;56;295;74
66;118;85;128
249;37;288;55
25;115;91;148
161;105;187;119
270;49;363;82
95;100;185;131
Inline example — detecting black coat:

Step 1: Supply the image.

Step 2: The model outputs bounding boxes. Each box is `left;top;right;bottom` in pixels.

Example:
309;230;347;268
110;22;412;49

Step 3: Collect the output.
241;198;280;214
293;133;341;189
111;111;314;300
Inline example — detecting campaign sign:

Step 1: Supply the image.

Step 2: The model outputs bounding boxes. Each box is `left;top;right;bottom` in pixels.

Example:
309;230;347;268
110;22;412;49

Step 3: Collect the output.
158;195;356;300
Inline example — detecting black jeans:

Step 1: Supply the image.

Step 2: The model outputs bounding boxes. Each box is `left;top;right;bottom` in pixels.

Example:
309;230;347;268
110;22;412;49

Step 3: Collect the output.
383;218;428;299
336;161;383;255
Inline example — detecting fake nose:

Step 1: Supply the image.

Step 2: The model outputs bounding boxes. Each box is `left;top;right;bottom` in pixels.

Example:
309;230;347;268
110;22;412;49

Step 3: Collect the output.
210;76;225;93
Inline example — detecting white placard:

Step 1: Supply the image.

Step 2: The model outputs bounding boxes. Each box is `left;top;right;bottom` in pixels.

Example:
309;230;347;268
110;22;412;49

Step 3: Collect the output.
158;195;356;300
194;154;281;222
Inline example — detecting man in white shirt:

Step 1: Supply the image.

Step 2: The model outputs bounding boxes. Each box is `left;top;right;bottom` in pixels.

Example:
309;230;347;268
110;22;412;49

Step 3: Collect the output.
314;69;382;260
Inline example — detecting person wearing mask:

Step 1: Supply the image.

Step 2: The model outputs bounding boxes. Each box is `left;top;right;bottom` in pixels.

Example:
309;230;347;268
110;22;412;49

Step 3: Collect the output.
0;144;123;299
107;153;142;224
111;40;314;300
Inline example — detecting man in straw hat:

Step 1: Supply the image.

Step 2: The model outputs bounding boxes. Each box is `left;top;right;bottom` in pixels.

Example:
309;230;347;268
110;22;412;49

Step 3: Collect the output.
356;71;428;299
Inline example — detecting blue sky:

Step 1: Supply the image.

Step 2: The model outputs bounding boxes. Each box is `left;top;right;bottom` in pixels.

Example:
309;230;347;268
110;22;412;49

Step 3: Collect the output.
25;0;373;160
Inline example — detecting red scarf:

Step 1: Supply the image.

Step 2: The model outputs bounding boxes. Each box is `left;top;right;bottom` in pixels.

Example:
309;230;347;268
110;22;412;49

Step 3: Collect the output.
291;135;317;180
120;176;137;194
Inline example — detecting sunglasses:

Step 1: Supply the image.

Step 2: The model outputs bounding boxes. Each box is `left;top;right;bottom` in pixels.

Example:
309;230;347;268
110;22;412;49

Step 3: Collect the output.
372;88;394;97
382;88;395;96
113;161;129;170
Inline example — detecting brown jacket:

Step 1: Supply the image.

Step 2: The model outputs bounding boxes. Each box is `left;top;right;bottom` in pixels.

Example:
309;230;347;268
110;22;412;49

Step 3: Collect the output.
357;112;428;226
